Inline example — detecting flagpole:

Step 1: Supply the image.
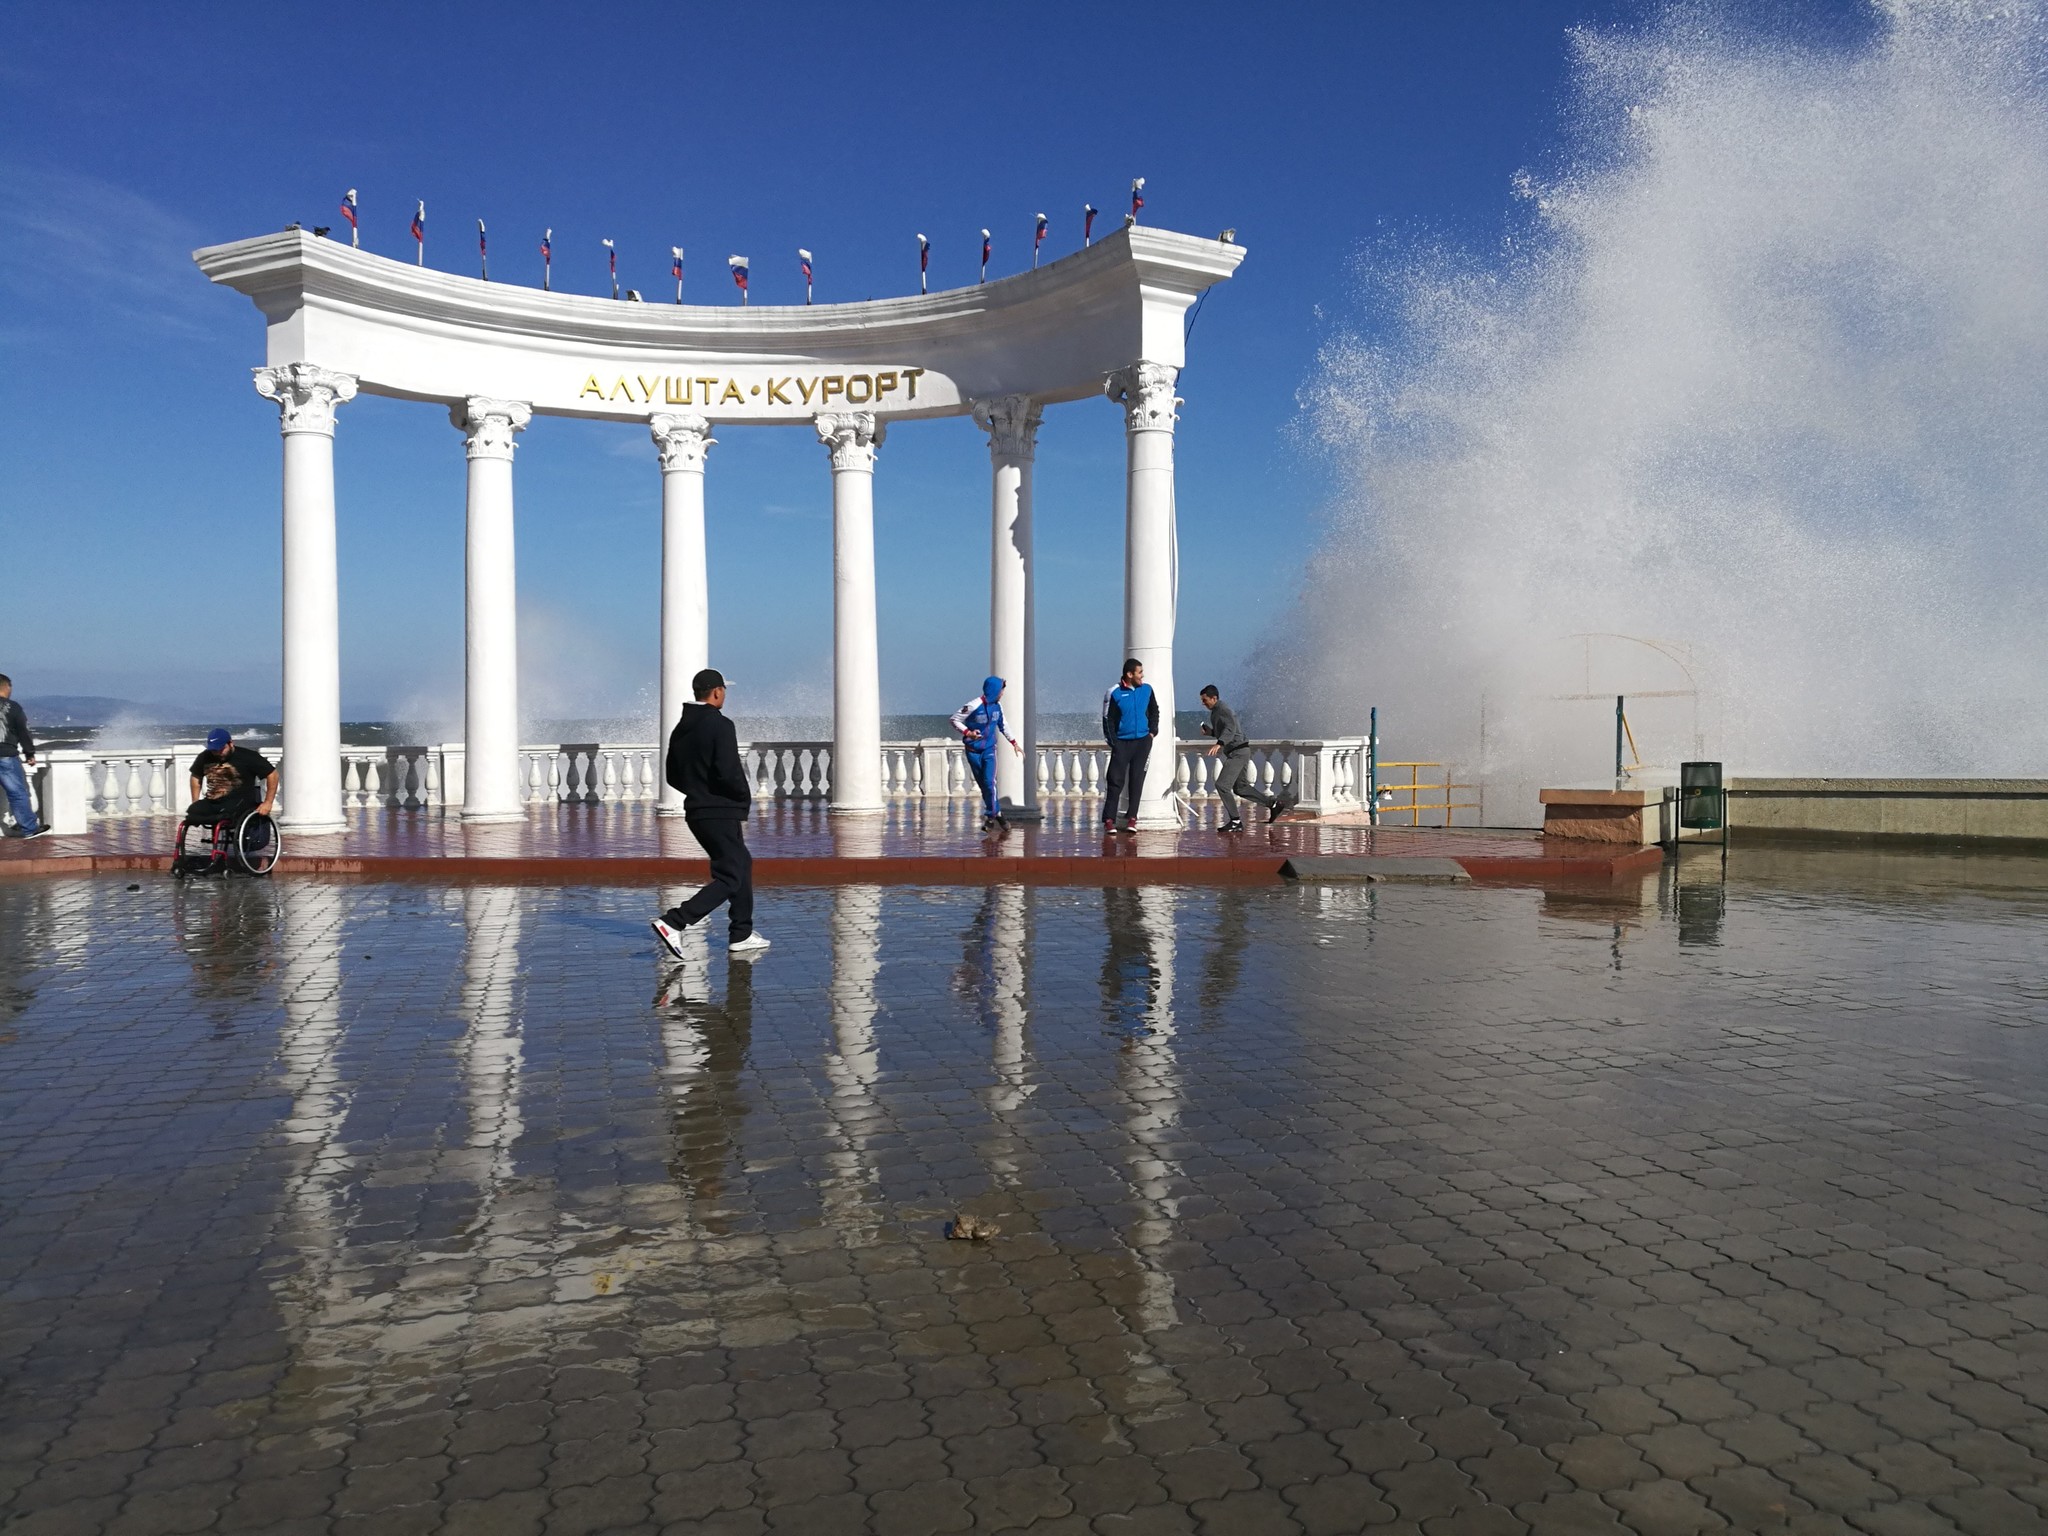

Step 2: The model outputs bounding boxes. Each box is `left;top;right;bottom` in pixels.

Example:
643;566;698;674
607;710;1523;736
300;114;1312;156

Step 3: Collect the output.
1033;213;1046;269
603;239;617;300
542;228;552;291
414;201;425;266
979;228;990;285
799;247;813;306
917;233;929;296
478;220;488;282
672;247;684;304
342;188;359;249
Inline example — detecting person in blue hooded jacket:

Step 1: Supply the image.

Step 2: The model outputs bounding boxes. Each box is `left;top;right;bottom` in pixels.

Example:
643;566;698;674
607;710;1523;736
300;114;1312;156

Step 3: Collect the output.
950;675;1021;828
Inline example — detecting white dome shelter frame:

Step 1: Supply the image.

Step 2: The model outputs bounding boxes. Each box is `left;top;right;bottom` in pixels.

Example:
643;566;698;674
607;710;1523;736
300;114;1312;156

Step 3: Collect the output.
195;225;1245;831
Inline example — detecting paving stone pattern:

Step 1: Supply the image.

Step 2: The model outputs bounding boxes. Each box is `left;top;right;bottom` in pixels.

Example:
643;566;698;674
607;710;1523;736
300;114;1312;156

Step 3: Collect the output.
1;861;2046;1534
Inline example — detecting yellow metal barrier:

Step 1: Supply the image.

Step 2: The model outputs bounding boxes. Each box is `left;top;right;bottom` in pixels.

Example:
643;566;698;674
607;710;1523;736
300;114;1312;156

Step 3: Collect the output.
1374;761;1483;828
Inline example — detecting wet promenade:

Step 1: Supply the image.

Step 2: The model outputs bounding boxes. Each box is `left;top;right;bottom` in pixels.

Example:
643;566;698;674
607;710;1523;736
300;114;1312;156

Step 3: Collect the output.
0;803;1654;886
2;850;2046;1534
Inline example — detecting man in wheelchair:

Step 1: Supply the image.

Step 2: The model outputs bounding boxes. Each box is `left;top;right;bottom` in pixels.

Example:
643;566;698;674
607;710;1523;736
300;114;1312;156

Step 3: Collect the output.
173;729;283;877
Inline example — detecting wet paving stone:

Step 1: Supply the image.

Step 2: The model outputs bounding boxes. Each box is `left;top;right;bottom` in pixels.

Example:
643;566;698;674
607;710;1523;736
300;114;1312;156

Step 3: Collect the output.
2;853;2047;1533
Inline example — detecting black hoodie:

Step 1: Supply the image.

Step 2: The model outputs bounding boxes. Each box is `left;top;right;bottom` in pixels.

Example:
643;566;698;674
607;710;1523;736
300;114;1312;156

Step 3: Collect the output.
665;703;752;819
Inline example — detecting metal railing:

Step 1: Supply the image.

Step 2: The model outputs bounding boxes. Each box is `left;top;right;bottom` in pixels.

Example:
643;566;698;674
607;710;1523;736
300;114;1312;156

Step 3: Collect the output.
1372;761;1482;828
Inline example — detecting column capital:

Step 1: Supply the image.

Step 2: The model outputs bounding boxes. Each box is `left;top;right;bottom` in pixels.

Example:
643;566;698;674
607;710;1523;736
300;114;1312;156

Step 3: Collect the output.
452;397;532;460
971;395;1043;462
816;412;884;472
1105;362;1181;432
254;363;358;437
650;413;716;471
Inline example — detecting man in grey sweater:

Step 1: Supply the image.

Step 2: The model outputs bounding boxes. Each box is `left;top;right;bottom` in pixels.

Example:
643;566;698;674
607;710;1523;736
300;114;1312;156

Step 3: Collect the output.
1199;684;1296;832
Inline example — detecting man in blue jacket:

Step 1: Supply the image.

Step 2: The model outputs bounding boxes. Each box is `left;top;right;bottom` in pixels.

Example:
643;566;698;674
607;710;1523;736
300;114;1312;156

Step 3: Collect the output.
652;669;770;959
950;675;1021;829
1101;658;1158;833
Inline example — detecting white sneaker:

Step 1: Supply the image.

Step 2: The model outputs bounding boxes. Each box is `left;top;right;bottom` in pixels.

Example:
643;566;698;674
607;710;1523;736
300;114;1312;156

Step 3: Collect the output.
650;917;691;961
728;931;771;956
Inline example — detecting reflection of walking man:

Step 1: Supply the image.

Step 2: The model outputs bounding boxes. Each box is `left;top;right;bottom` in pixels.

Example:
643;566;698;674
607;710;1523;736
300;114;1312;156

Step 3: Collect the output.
0;675;48;839
1199;685;1296;831
950;675;1021;830
1101;659;1158;834
652;669;771;959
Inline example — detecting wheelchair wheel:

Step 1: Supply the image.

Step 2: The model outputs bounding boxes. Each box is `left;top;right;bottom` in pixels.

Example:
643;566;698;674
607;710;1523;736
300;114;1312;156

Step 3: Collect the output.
235;811;281;876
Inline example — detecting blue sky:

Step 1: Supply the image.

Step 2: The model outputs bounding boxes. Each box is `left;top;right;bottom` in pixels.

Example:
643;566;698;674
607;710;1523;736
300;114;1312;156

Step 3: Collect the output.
0;1;1864;727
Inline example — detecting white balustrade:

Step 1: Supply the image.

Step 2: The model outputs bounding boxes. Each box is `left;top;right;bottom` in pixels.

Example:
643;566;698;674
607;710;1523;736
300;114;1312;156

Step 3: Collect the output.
65;736;1370;821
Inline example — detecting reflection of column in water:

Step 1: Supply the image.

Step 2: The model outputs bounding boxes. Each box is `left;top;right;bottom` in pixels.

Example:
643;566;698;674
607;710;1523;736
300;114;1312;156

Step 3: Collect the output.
1104;886;1183;1339
460;887;524;1195
956;886;1034;1116
988;886;1032;1115
268;882;354;1370
822;885;883;1235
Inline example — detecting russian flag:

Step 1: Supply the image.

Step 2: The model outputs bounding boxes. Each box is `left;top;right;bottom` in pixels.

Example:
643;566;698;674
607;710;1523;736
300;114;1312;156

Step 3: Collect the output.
340;189;357;231
1130;177;1146;217
918;233;929;273
411;201;425;243
541;228;552;262
1084;203;1098;244
728;254;749;291
672;247;684;280
798;247;812;284
980;228;991;275
1034;213;1047;249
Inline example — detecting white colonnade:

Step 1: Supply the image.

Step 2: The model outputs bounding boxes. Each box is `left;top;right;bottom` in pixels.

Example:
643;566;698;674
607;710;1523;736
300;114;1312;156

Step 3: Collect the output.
651;415;715;817
973;396;1043;818
206;226;1241;830
254;364;356;832
454;398;531;822
817;413;885;814
1107;364;1183;828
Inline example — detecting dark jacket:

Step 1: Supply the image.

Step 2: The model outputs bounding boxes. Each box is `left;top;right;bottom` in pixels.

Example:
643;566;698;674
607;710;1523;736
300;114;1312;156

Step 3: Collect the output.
665;703;751;819
0;698;33;761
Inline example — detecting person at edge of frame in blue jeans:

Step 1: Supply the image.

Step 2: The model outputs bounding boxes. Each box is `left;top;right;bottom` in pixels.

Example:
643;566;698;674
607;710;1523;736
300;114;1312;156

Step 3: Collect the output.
1101;658;1159;835
650;668;771;960
950;675;1021;831
0;674;48;839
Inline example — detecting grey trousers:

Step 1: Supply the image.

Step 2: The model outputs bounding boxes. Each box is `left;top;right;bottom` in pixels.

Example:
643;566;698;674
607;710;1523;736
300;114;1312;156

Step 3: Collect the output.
1213;749;1275;821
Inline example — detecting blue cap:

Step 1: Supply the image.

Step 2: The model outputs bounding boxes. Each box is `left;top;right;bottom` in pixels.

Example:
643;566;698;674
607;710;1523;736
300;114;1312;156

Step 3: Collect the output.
205;728;231;751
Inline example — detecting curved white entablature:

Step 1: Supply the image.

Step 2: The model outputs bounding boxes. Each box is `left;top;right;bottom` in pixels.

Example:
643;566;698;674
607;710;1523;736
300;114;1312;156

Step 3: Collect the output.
194;225;1245;424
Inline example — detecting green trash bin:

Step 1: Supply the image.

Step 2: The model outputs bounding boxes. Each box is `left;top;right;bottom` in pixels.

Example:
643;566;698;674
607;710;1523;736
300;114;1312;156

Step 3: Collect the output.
1679;761;1724;834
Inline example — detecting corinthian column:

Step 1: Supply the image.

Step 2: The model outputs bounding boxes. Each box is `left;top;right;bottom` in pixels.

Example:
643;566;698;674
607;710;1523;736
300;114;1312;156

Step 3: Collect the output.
1106;362;1183;829
254;363;357;833
452;398;531;823
972;396;1043;820
650;415;715;817
816;413;885;814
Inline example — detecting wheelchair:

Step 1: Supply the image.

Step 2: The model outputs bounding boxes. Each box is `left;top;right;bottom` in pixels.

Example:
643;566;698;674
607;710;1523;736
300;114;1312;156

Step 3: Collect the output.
172;797;282;878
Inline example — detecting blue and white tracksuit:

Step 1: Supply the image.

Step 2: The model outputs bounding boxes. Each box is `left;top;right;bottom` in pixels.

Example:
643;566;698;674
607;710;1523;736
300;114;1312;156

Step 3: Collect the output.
951;676;1014;818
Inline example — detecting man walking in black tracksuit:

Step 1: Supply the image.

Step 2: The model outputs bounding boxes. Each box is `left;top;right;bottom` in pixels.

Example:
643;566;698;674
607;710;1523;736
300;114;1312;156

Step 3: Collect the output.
651;669;770;958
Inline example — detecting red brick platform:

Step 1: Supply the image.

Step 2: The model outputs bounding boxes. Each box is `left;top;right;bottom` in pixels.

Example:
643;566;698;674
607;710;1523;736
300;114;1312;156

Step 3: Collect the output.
0;800;1664;885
